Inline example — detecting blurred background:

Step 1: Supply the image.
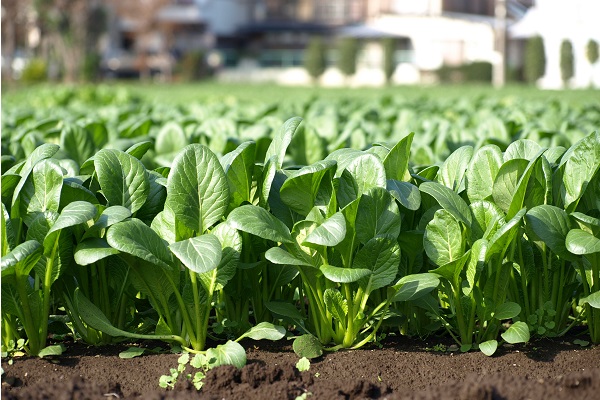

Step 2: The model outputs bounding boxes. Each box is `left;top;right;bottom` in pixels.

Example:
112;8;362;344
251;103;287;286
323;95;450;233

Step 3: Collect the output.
2;0;599;89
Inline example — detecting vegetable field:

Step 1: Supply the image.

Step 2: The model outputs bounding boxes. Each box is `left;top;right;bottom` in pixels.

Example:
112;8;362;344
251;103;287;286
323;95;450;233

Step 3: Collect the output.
2;85;600;399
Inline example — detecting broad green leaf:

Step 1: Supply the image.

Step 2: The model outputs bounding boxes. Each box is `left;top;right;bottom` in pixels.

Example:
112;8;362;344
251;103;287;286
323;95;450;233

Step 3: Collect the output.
438;145;472;192
466;145;502;202
424;209;464;267
292;334;323;359
560;131;600;211
266;301;305;322
22;143;60;173
493;302;521;320
580;292;600;309
19;159;63;224
119;347;145;359
320;264;371;283
94;149;149;213
296;357;310;372
220;141;256;209
280;160;336;215
386;180;420;211
570;212;600;235
44;201;98;255
210;221;242;288
356;187;401;244
1;203;14;255
135;171;168;222
354;237;400;292
107;218;173;268
265;247;312;267
504;139;543;161
324;288;348;323
383;133;413;182
206;341;247;369
74;238;120;266
228;205;292;243
75;289;185;344
345;153;386;196
83;205;132;240
125;141;153;160
264;117;303;168
165;144;229;234
420;181;472;228
525;205;573;260
59;179;98;210
430;251;470;284
1;240;43;278
463;239;487;296
391;273;440;302
259;155;278;209
60;124;95;166
479;340;498;356
2;174;21;207
303;212;346;247
470;200;504;242
237;322;286;341
492;158;528;214
38;344;66;358
500;321;530;344
169;234;222;274
156;123;188;155
566;229;600;255
487;208;526;260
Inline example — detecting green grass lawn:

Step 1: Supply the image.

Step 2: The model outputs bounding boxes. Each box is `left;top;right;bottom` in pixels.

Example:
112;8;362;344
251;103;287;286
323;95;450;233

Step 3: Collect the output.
3;80;599;107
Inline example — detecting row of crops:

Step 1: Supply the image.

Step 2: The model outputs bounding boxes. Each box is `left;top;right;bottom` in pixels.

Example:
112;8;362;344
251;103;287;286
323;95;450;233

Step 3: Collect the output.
1;90;599;366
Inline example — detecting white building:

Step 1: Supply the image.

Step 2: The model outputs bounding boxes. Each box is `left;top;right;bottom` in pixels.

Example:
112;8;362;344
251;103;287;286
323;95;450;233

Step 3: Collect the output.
510;0;600;88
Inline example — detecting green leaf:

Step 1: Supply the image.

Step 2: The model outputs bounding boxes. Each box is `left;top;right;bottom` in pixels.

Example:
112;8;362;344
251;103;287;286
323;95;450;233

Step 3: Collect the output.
493;302;521;320
566;229;600;255
424;209;464;267
156;123;188;155
265;117;303;169
125;141;153;160
420;181;472;228
169;234;222;274
83;205;132;240
74;238;120;266
497;150;543;219
293;334;323;359
324;289;348;323
466;145;503;202
487;208;526;260
345;153;387;196
266;247;312;267
560;131;600;211
356;187;401;244
320;264;371;283
501;321;530;344
492;158;528;214
165;144;229;234
383;133;413;182
525;205;574;260
266;301;305;326
280;160;336;216
220;141;256;209
210;221;242;288
237;322;286;341
1;174;21;208
504;139;543;162
107;219;173;268
296;357;310;372
1;240;43;278
580;292;600;309
438;145;472;192
303;212;346;247
386;180;421;211
119;347;146;359
61;124;95;166
354;237;400;292
206;340;246;369
470;200;504;242
38;344;66;358
94;149;149;213
228;205;292;243
463;239;487;296
391;273;440;302
19;159;63;224
479;340;498;356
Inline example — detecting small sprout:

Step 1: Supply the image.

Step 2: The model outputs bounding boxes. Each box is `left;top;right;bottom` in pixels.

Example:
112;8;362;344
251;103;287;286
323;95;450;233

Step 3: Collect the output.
573;339;590;347
118;347;145;359
295;392;312;400
296;357;310;372
314;372;320;378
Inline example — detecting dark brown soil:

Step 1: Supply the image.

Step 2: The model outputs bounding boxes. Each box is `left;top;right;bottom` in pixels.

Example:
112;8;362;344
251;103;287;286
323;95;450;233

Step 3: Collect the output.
2;334;599;400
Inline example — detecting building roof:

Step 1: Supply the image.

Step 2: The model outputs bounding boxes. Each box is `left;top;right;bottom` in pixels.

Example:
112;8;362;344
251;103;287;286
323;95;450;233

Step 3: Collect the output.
156;4;204;24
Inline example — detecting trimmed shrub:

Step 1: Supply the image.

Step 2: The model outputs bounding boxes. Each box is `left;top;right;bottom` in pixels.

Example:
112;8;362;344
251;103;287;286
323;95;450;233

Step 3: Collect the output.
436;61;492;83
304;36;326;81
560;39;574;86
382;37;396;83
21;58;47;83
337;37;358;77
587;39;599;65
525;36;546;84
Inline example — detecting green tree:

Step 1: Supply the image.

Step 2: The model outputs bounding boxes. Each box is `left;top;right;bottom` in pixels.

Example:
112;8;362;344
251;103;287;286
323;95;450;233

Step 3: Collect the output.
587;39;599;65
560;39;574;87
304;36;326;82
338;37;358;77
382;37;397;84
524;36;546;84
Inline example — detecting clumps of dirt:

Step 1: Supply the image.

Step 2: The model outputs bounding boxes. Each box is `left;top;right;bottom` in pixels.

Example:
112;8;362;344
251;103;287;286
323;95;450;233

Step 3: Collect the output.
2;376;123;400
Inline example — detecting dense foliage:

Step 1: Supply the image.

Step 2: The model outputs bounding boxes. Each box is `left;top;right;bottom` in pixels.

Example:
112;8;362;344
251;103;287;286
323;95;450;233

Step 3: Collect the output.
1;88;599;364
560;40;574;87
525;36;546;84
